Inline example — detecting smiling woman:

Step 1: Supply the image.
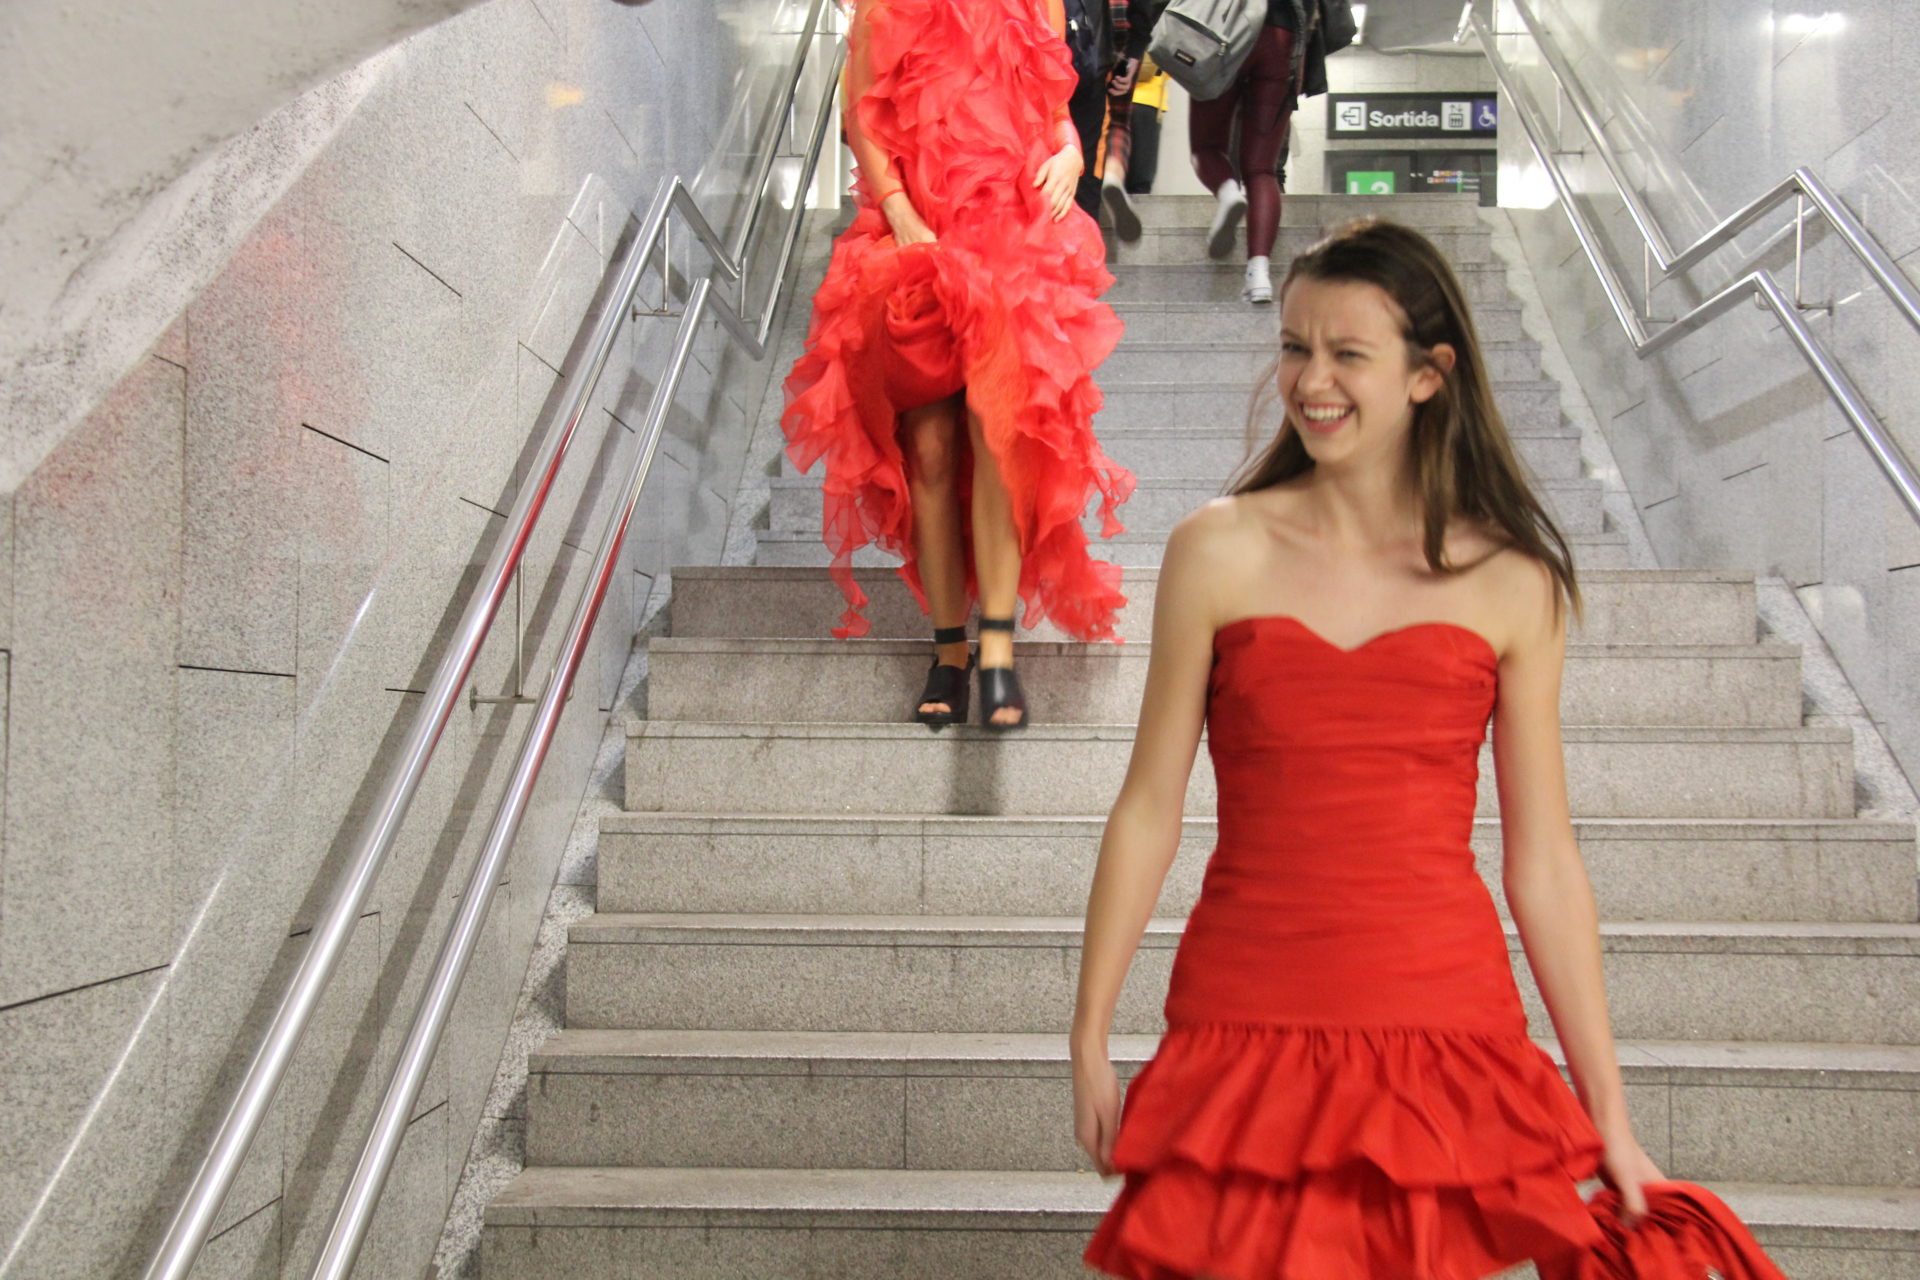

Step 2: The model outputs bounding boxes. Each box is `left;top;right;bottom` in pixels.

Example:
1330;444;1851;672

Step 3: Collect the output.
1071;218;1670;1279
1234;217;1577;607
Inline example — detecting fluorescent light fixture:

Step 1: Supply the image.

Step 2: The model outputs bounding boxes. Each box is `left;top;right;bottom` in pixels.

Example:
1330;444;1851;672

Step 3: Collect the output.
1766;12;1846;37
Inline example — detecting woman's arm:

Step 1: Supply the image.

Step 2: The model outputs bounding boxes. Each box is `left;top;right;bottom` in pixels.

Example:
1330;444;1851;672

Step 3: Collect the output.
1071;510;1222;1173
1492;558;1664;1219
1032;0;1084;218
844;1;935;242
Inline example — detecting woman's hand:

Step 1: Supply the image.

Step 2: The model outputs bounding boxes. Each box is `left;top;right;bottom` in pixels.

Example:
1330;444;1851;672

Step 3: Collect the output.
1034;144;1082;221
1072;1046;1122;1176
881;191;937;245
1599;1125;1666;1227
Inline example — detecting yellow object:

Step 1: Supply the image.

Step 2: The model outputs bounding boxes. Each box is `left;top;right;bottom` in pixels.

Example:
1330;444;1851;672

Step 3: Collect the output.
1132;65;1171;113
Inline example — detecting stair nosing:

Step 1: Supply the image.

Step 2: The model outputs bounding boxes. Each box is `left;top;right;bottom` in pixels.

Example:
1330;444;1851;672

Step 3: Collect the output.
568;912;1920;952
484;1166;1920;1236
667;565;1757;584
648;636;1797;660
626;720;1849;744
597;812;1916;841
527;1027;1920;1087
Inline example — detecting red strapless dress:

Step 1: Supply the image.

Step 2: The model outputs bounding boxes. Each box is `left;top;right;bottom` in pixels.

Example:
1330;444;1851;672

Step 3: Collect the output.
780;0;1133;640
1086;616;1607;1280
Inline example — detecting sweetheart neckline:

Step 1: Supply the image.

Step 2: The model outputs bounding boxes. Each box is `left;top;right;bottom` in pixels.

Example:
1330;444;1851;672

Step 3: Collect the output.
1216;614;1498;661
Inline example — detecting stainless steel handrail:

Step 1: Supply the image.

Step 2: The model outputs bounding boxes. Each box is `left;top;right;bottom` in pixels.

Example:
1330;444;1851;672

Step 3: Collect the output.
304;14;845;1280
1465;0;1920;526
141;3;840;1277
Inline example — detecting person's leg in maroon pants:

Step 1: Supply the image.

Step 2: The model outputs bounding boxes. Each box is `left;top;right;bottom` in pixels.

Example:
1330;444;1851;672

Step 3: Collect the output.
1187;70;1246;259
1237;25;1298;266
1187;25;1297;296
1187;78;1242;194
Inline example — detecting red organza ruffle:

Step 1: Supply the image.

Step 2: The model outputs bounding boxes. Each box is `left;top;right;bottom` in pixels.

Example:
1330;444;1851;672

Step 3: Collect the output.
1086;1023;1606;1280
779;0;1132;640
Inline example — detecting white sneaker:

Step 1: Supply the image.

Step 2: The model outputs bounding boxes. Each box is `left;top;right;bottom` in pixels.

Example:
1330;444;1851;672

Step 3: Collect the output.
1102;174;1142;243
1243;255;1273;304
1207;179;1247;259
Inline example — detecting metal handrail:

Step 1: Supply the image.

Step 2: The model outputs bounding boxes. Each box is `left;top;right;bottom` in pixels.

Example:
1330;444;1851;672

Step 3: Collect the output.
304;16;845;1280
1464;0;1920;526
141;4;842;1277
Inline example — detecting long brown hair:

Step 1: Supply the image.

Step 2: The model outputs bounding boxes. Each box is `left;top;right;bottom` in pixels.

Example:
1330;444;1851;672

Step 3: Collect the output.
1230;218;1581;617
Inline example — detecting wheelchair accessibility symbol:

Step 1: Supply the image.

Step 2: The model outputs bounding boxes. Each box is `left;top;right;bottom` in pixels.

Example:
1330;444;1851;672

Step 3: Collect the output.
1475;100;1499;131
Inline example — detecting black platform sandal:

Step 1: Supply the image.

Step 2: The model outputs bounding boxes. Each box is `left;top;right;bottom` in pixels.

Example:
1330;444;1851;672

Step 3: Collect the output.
914;624;973;731
976;617;1028;733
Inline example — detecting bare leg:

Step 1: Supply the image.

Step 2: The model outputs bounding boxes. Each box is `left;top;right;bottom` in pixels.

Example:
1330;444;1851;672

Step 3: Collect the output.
901;396;969;713
967;405;1025;725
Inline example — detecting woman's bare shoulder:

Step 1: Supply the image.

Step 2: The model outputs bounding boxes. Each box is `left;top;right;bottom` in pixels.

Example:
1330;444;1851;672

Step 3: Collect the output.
1171;490;1281;551
1160;493;1274;606
1455;529;1564;652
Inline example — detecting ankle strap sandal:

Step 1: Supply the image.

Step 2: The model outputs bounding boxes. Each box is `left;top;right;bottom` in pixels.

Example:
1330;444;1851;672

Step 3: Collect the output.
914;624;973;731
976;617;1028;732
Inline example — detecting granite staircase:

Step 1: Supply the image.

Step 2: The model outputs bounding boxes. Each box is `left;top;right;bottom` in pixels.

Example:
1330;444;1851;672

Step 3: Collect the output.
481;194;1920;1278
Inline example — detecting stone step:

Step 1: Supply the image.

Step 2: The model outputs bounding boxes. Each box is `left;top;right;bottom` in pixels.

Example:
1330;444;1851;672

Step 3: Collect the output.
1116;191;1489;231
623;721;1851;820
768;473;1602;536
564;914;1920;1044
1106;222;1494;266
776;421;1586;482
597;814;1918;924
524;1030;1920;1188
752;526;1634;570
1105;259;1512;305
668;567;1759;646
1107;299;1528;343
649;638;1799;727
1096;337;1541;384
483;1167;1920;1280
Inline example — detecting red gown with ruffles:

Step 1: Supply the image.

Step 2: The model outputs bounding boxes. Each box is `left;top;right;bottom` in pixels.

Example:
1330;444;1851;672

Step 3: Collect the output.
1086;616;1608;1280
780;0;1134;640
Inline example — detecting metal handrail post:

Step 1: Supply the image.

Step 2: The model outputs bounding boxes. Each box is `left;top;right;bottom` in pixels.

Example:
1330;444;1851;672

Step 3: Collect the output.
140;179;673;1280
1797;167;1920;337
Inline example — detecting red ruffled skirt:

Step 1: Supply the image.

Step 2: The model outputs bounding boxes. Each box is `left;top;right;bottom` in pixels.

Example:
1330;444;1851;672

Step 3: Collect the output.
1086;1024;1606;1280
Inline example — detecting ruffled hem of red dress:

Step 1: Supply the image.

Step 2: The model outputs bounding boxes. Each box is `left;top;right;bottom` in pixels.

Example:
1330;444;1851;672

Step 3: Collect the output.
1084;1022;1606;1280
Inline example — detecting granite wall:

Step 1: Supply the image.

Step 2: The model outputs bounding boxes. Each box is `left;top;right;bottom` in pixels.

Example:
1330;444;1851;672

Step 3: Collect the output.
1491;0;1920;792
0;0;810;1274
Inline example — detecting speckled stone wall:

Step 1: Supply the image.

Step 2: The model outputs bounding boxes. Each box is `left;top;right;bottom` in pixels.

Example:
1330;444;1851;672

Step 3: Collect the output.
1491;0;1920;795
0;0;806;1275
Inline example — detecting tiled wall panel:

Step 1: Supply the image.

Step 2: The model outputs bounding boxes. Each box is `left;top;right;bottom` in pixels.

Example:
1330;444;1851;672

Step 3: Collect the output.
1496;0;1920;790
0;0;807;1274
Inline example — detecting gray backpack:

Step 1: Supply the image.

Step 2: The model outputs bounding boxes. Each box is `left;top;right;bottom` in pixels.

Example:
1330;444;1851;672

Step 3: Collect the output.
1148;0;1264;101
